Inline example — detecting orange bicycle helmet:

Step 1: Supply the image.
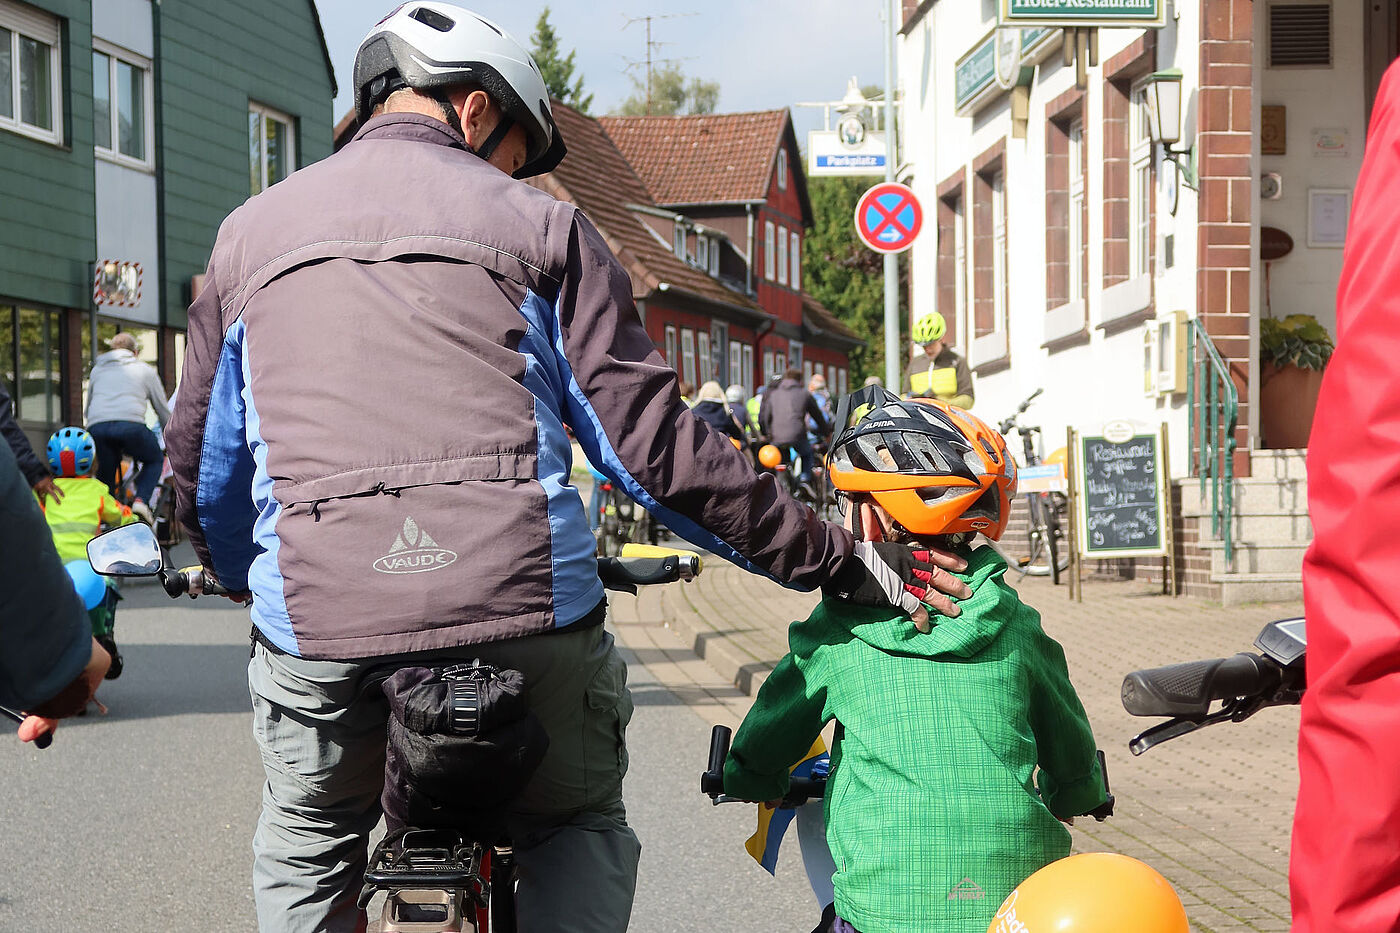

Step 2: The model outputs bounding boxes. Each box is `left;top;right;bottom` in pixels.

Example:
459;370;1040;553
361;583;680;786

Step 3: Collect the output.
829;386;1016;540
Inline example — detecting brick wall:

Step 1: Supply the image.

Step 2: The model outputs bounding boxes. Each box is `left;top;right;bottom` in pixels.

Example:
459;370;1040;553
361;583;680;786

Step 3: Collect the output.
1197;0;1256;476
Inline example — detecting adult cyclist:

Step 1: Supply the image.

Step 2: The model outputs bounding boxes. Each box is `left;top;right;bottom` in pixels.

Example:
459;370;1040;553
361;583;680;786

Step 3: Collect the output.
904;311;975;408
164;6;971;933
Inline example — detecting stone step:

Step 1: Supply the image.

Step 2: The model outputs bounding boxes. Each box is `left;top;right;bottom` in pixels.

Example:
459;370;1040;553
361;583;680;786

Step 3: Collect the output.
1251;448;1309;479
1179;481;1308;520
1200;539;1307;576
1214;572;1305;608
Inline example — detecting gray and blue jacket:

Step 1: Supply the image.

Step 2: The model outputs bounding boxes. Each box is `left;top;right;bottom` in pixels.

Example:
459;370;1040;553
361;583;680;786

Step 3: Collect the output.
167;113;854;660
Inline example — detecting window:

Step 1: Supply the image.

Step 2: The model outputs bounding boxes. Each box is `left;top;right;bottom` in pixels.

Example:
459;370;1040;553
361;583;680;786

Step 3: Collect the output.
803;360;813;384
696;234;708;270
697;331;711;384
762;349;774;382
787;340;802;371
1129;85;1153;279
1068;121;1086;302
777;225;788;285
777;149;788;190
664;325;677;368
742;344;754;395
764;222;776;281
953;197;967;339
729;341;742;391
991;172;1007;335
775;352;786;376
790;232;801;291
1;304;62;430
711;321;728;384
837;368;847;397
249;102;297;195
673;221;687;261
709;238;720;276
93;42;153;167
680;328;696;387
0;3;62;144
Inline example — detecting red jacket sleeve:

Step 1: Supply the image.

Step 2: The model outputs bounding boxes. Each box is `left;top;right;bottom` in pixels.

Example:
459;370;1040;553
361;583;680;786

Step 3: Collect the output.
1291;59;1400;933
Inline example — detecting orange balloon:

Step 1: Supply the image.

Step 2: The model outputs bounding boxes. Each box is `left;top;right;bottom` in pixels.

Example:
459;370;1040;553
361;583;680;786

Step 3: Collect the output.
758;444;783;469
1044;446;1068;470
730;437;744;450
988;854;1188;933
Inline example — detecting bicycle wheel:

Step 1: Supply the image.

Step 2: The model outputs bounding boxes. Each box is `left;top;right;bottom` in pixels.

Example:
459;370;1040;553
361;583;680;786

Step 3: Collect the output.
1012;494;1055;577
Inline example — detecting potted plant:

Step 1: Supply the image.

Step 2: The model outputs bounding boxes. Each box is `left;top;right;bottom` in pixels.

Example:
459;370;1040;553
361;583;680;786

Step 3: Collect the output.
1259;313;1334;449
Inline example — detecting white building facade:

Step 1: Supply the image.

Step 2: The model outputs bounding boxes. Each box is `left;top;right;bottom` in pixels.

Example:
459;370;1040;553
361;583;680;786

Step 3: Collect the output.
896;0;1381;600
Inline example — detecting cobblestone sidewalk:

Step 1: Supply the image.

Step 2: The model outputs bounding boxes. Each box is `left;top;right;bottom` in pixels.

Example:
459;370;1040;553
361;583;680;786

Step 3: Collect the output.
609;555;1304;933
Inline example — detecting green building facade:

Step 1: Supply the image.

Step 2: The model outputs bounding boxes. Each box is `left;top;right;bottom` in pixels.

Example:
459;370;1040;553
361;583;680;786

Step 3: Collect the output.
0;0;334;450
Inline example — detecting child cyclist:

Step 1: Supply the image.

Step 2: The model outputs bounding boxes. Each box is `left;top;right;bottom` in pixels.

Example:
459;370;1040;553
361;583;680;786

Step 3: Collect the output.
40;427;136;678
723;386;1109;933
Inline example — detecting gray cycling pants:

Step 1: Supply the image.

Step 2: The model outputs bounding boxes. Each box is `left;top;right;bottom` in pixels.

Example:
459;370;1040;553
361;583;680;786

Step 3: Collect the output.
247;624;641;933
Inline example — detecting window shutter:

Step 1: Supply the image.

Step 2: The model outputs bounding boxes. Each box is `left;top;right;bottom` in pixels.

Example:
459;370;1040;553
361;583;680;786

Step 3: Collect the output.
1269;3;1331;67
0;0;60;44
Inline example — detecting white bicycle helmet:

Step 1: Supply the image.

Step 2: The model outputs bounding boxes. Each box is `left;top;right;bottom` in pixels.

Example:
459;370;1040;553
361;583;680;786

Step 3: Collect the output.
353;2;566;177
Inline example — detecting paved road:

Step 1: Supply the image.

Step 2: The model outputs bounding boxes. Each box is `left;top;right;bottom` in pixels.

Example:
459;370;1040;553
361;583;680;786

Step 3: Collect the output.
0;578;817;932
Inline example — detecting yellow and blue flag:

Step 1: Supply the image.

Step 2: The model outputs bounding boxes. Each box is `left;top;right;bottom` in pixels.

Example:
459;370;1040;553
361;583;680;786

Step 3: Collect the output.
744;736;829;874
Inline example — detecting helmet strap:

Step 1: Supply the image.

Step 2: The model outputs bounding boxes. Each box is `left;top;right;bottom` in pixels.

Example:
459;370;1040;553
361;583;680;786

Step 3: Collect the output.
428;89;466;138
472;113;516;163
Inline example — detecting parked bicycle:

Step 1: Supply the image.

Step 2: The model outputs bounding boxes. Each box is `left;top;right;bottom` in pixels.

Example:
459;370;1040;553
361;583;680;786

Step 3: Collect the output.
592;478;660;556
86;522;700;932
990;388;1070;583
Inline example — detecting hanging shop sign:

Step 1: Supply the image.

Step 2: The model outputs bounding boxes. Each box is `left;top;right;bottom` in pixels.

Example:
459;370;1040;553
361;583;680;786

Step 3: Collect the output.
999;0;1166;29
957;28;1052;114
808;124;888;177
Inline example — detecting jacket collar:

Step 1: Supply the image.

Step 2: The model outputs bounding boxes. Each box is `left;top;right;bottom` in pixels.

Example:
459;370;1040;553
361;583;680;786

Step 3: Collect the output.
351;112;470;152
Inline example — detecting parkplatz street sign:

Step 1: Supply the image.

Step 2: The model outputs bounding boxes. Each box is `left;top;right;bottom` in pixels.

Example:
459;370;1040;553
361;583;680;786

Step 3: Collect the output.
854;182;923;253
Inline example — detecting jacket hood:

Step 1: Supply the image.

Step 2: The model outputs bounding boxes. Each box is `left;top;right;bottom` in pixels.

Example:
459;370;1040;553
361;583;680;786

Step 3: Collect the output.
822;544;1016;660
93;349;136;366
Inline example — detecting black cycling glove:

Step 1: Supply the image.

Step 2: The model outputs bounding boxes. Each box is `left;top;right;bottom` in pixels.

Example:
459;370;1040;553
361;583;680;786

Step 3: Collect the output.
824;541;936;616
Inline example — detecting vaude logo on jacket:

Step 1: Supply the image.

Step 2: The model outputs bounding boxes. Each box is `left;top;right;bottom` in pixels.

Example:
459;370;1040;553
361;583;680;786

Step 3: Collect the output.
374;517;458;574
947;877;986;900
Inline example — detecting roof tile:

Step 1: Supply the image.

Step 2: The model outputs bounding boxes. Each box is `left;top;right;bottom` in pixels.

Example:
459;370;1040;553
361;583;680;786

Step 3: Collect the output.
597;110;789;205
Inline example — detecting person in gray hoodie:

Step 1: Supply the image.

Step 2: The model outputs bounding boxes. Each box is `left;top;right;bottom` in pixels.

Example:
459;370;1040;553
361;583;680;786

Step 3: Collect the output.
85;333;170;520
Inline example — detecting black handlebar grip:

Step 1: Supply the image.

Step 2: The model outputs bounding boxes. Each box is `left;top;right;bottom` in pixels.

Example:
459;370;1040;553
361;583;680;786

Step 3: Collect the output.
201;572;230;597
1122;652;1281;718
702;724;732;796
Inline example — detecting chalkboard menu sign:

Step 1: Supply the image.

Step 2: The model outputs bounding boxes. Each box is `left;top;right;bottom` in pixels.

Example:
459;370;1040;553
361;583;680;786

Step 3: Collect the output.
1075;425;1167;558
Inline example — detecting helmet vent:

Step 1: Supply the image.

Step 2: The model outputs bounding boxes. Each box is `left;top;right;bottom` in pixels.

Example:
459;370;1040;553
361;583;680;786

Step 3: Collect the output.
409;7;456;31
979;437;1000;463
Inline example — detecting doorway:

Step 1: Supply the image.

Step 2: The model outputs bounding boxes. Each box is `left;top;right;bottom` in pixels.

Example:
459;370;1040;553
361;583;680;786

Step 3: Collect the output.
1365;0;1400;117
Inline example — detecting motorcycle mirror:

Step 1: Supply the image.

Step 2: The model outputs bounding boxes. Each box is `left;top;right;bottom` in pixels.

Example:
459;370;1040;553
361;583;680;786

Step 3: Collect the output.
86;523;164;576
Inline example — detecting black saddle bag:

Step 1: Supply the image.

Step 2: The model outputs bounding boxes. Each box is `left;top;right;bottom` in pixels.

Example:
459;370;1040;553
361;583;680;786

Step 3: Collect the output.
380;660;549;845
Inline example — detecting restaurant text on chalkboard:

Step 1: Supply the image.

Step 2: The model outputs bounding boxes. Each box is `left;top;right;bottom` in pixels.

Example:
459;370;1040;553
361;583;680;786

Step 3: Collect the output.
1075;425;1168;559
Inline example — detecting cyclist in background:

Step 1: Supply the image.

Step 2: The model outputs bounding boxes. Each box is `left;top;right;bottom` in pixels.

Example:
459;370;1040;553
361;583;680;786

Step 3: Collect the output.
759;368;831;488
904;312;975;409
165;7;968;932
85;332;171;523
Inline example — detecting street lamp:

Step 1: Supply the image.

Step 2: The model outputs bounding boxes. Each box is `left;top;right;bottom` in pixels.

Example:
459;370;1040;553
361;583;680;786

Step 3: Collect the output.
1143;69;1197;190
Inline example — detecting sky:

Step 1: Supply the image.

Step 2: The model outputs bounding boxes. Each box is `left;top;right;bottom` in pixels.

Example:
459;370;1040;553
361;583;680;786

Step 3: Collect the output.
318;0;890;141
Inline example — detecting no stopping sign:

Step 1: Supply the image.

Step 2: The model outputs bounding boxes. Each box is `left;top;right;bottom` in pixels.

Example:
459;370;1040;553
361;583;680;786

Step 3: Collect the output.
854;182;923;253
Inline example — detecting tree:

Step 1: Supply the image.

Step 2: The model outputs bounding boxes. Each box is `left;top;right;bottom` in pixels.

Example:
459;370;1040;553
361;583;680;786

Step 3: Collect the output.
803;175;910;384
617;63;720;116
530;7;593;113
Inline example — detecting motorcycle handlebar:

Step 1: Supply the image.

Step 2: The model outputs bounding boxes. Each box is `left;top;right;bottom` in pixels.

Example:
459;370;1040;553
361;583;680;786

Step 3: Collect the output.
1122;652;1282;719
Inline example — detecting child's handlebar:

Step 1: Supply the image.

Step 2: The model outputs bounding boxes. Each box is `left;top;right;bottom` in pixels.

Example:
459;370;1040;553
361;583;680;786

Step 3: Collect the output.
700;724;826;807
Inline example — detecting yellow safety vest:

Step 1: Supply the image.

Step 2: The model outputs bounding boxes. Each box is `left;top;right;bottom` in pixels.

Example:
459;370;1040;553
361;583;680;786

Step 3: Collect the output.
909;363;959;398
40;476;134;563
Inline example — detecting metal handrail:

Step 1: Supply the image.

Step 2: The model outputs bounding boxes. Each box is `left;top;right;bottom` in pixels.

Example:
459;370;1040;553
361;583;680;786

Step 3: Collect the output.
1186;319;1238;565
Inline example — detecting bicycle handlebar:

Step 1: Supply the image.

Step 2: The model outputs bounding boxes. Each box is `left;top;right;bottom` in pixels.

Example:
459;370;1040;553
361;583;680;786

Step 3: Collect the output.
997;388;1044;435
700;723;825;806
0;705;51;748
1121;652;1284;719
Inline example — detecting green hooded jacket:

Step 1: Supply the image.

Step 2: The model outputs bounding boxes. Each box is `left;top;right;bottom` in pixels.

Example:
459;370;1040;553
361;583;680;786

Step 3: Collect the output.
724;545;1106;933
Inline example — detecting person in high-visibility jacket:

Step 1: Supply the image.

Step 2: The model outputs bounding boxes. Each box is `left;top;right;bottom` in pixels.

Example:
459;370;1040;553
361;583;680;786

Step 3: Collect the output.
39;426;136;680
903;312;975;409
40;427;136;562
